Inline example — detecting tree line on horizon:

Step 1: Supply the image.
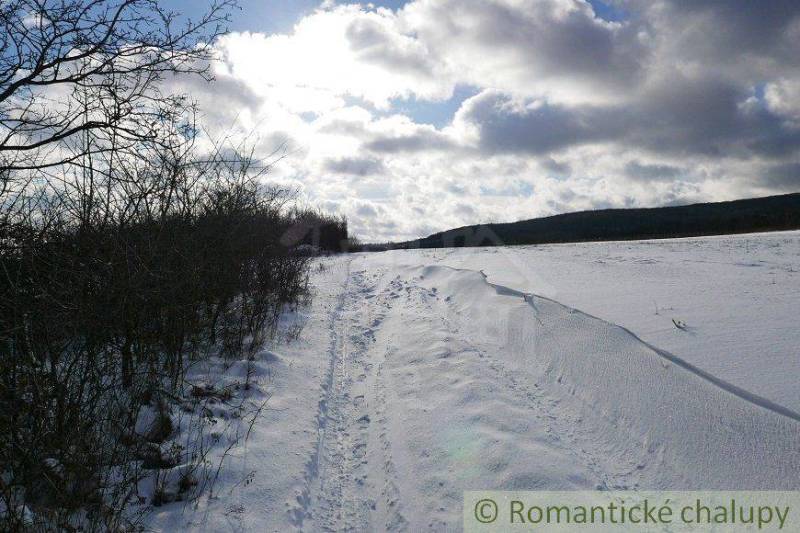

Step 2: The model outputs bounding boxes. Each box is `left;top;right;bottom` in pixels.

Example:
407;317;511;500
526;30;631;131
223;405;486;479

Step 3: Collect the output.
387;193;800;250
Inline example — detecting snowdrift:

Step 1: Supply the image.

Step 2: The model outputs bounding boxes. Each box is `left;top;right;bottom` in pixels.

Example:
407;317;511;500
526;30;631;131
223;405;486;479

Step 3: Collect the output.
413;264;800;490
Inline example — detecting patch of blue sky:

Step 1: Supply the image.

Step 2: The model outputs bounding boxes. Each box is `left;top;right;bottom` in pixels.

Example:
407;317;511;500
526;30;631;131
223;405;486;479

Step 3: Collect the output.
158;0;322;34
359;0;410;11
160;1;628;35
753;83;767;101
743;83;772;113
329;85;479;129
587;0;628;22
388;85;481;128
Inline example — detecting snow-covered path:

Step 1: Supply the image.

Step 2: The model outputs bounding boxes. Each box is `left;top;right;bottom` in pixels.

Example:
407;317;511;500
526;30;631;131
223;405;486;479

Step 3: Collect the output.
299;264;410;531
149;245;800;532
296;259;616;532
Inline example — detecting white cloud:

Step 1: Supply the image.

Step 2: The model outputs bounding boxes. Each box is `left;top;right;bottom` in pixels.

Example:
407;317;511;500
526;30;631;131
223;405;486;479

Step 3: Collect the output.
765;78;800;128
400;0;647;105
180;0;800;242
213;4;453;110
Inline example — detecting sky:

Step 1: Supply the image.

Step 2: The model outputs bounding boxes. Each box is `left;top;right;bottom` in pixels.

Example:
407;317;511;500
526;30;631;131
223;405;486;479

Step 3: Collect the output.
166;0;800;242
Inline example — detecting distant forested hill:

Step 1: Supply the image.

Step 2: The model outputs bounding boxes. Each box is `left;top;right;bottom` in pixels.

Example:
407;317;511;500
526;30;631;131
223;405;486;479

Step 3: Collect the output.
393;192;800;249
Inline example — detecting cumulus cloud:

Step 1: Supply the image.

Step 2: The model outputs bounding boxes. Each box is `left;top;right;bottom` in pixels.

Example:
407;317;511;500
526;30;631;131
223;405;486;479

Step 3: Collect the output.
186;0;800;241
213;4;452;109
453;90;616;154
400;0;648;105
631;0;800;73
454;73;800;160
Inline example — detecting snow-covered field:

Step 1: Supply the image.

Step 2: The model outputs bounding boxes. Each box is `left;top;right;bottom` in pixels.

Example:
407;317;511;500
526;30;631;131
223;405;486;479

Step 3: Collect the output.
148;231;800;532
372;231;800;412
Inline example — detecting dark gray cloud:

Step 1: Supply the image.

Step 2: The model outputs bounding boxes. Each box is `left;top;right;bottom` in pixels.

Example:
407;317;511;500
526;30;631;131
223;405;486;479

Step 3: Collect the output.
364;128;455;153
453;203;477;218
624;160;682;182
632;76;800;158
630;75;745;155
432;0;800;165
406;0;648;95
541;157;572;176
319;118;369;137
459;75;800;159
629;0;800;69
325;156;385;176
761;163;800;191
355;203;379;217
469;1;640;79
458;90;617;154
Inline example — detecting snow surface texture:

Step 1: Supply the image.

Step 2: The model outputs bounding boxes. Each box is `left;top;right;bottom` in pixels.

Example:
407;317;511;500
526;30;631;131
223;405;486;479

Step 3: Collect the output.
147;233;800;532
370;231;800;412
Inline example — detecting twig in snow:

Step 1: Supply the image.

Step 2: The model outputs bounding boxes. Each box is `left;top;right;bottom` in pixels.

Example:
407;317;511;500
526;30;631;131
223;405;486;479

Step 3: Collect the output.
672;318;688;330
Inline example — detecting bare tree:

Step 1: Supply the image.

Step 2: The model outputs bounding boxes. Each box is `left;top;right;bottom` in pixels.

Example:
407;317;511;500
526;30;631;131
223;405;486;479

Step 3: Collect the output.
0;0;234;173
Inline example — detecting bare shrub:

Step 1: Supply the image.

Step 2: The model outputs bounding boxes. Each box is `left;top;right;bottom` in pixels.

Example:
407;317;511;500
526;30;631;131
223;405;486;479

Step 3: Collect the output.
0;1;333;530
